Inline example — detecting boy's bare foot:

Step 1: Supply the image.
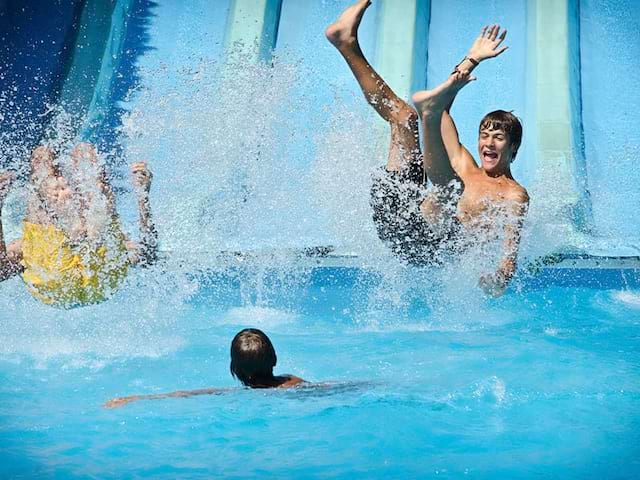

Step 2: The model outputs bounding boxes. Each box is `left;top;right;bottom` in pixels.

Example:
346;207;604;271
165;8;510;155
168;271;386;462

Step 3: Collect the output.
411;71;475;119
325;0;371;50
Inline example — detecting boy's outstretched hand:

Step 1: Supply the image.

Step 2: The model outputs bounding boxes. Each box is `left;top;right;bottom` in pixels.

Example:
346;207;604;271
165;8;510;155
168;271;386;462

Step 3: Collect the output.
468;24;508;62
131;162;152;194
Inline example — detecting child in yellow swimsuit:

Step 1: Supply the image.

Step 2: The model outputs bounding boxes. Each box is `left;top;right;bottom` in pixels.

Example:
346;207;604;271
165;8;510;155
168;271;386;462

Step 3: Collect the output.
0;144;157;309
20;221;130;308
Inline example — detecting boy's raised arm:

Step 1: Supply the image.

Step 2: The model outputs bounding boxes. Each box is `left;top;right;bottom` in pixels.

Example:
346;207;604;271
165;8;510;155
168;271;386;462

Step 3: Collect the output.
0;172;23;281
479;189;529;297
127;162;158;267
441;25;510;178
457;24;508;74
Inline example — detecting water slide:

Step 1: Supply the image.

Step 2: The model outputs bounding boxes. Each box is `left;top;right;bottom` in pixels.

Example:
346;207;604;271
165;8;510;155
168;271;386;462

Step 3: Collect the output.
1;0;638;260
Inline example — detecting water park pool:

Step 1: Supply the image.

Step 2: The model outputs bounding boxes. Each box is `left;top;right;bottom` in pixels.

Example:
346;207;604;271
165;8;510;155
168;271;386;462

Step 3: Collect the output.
1;264;639;479
2;0;640;478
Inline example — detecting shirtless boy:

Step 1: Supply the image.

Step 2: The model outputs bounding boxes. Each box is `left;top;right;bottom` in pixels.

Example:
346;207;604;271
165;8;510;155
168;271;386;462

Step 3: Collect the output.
0;143;158;308
326;0;529;296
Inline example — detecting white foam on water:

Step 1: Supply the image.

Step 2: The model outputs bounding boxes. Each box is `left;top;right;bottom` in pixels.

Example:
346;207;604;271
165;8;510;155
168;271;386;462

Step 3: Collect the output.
221;306;298;328
0;269;196;364
473;375;508;405
612;290;640;308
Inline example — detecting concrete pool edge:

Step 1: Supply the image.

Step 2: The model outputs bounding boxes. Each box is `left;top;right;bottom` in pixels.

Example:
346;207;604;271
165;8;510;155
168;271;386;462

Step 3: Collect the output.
161;249;640;269
156;249;640;290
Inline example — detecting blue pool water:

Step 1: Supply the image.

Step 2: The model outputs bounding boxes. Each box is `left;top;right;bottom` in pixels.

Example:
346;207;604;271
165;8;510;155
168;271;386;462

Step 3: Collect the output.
2;0;640;478
1;267;640;478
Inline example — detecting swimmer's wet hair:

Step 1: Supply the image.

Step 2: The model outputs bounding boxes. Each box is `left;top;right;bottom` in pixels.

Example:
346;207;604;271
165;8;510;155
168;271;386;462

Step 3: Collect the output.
230;328;277;387
479;110;523;160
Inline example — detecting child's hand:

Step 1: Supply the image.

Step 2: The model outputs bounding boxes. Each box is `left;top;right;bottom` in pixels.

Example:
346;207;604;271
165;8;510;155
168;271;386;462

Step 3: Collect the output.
468;25;508;62
131;162;153;194
479;272;506;298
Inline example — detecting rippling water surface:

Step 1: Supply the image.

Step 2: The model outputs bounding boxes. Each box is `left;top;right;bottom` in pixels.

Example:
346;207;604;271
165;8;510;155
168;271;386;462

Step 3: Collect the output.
1;269;639;479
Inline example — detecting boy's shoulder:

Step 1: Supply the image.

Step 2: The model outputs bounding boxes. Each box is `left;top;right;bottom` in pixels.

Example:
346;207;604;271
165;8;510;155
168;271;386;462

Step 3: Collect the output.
506;181;529;204
277;375;306;388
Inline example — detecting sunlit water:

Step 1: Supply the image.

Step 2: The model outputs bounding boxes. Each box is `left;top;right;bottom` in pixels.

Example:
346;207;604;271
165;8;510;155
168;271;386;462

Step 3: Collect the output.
2;1;639;478
1;268;640;479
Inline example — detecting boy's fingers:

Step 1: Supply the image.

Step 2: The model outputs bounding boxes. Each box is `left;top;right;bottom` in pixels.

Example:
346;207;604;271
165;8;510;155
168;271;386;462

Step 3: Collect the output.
131;162;146;168
495;29;507;46
490;25;499;40
495;46;508;56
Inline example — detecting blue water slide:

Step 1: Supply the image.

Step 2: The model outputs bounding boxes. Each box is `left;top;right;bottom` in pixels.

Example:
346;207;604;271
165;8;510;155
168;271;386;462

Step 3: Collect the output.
0;0;83;169
3;0;637;255
580;0;640;246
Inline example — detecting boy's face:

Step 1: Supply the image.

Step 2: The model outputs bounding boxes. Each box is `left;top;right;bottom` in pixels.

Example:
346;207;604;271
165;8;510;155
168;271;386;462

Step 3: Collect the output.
477;127;514;173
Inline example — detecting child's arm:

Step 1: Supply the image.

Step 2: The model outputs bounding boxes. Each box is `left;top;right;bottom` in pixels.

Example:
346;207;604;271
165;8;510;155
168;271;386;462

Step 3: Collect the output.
126;162;158;267
104;387;228;408
0;172;23;281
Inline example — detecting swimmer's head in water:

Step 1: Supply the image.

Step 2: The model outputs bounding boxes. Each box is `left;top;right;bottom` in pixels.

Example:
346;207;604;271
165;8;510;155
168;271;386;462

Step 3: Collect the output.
230;328;277;387
478;110;522;172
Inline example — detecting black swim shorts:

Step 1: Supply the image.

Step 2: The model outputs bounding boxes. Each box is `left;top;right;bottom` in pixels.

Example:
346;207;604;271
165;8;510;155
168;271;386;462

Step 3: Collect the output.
370;167;460;266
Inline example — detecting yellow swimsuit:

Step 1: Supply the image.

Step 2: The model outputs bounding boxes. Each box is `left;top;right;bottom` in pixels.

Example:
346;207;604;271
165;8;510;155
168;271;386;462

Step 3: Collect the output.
21;221;129;308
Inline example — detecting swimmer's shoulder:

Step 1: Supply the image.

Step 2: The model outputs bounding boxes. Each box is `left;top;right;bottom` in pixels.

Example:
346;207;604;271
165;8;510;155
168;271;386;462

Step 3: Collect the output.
277;375;306;388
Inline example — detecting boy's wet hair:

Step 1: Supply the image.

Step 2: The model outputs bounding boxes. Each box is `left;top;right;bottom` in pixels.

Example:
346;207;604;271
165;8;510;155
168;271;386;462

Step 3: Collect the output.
230;328;277;387
479;110;523;160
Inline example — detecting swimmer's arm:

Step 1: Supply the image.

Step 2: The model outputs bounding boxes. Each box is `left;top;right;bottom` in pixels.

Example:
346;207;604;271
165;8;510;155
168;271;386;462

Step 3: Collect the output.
104;387;229;408
126;194;158;267
480;190;529;297
129;163;158;267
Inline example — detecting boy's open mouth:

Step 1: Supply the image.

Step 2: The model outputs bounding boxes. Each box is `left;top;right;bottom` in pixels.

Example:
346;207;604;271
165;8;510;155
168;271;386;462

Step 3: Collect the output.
482;150;499;162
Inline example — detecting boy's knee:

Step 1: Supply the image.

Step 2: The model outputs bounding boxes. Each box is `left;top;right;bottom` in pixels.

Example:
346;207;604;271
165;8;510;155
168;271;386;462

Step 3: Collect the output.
394;107;419;129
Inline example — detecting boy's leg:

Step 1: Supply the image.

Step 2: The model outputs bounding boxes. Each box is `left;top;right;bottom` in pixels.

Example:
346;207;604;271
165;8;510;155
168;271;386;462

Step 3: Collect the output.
326;0;421;176
411;72;473;223
412;72;473;186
